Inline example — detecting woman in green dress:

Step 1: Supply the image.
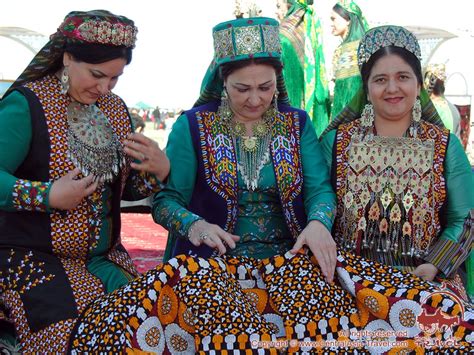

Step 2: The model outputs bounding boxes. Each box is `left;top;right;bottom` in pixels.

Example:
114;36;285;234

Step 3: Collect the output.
279;0;331;136
321;25;473;352
0;10;169;352
330;0;369;119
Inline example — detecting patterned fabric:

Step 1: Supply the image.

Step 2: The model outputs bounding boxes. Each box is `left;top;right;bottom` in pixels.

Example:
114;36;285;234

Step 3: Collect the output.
0;75;139;353
195;110;239;232
6;10;136;96
195;108;306;238
333;119;449;268
69;251;474;353
11;180;50;212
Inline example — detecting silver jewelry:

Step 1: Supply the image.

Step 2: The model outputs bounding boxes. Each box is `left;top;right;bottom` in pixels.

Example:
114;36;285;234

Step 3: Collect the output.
412;97;422;123
361;102;375;128
141;153;148;161
199;232;209;241
217;88;233;122
60;67;70;95
67;101;125;182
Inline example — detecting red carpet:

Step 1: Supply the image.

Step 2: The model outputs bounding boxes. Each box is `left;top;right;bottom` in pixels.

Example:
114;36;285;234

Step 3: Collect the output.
120;213;168;273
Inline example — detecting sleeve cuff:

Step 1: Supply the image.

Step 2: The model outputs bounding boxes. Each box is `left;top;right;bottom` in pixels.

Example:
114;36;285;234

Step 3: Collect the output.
307;203;336;233
424;215;473;278
12;179;51;212
170;207;203;239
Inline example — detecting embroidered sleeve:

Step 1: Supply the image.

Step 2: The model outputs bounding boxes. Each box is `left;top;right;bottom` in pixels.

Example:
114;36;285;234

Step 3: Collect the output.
122;170;163;201
424;210;473;278
307;202;336;233
12;179;51;212
153;201;202;239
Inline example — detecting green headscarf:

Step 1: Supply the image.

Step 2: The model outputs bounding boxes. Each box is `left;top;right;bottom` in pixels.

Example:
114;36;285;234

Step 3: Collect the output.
334;0;369;44
5;10;137;96
194;17;289;107
322;25;443;138
279;0;330;136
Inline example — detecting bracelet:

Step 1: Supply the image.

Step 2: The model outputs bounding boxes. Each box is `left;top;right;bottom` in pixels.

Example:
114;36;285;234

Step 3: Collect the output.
186;219;202;240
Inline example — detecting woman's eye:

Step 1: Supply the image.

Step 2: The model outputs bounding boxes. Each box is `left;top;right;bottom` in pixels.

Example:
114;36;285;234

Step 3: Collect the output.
260;87;270;92
237;88;248;93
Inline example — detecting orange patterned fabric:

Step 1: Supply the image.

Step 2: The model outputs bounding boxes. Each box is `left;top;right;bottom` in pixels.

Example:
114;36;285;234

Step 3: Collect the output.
70;252;473;353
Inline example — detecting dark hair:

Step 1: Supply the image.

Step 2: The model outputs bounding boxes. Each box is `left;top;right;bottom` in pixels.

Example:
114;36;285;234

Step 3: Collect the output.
360;46;423;93
332;3;351;22
431;79;445;96
46;41;133;76
219;57;283;81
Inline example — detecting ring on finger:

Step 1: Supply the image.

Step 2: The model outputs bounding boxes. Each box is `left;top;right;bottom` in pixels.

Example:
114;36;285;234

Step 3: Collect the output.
141;153;148;161
199;232;209;241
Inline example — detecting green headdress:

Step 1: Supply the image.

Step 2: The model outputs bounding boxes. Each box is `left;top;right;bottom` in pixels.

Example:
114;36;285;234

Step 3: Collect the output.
334;0;369;44
194;17;289;107
322;25;443;137
6;10;137;96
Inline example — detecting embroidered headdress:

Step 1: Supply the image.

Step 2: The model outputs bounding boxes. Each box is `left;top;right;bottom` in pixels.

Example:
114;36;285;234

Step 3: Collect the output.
357;25;422;68
322;25;442;137
195;17;289;107
6;10;137;94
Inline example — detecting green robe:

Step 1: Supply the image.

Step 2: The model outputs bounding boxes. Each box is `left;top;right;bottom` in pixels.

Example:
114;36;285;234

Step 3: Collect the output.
154;113;336;261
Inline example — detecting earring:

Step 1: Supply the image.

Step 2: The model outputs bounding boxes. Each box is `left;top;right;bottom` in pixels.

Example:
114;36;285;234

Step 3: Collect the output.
217;88;233;121
361;102;375;128
412;97;421;123
60;67;70;95
263;89;280;121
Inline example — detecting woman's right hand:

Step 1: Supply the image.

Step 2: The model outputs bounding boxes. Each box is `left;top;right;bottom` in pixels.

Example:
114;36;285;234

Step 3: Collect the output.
49;168;99;210
188;220;240;256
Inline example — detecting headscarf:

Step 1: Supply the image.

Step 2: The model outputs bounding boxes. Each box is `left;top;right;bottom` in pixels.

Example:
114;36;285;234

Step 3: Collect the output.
279;1;330;134
6;10;137;95
194;17;290;107
322;25;443;137
333;0;369;44
424;63;447;95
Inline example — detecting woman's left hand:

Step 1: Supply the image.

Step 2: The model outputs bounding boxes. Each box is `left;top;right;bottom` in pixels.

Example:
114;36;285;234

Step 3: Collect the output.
123;133;170;181
290;220;337;284
412;263;439;281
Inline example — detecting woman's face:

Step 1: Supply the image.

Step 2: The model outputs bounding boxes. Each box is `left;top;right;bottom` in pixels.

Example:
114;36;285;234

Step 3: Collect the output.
63;53;127;104
330;10;350;37
224;63;277;122
367;53;421;124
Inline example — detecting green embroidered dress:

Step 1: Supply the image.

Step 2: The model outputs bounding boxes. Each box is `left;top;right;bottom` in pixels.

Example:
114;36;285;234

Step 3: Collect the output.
155;112;335;261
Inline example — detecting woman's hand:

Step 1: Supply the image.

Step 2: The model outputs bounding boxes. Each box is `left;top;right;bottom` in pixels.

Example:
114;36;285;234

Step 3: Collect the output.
187;220;240;256
123;133;170;181
49;168;99;210
290;220;337;283
413;263;439;281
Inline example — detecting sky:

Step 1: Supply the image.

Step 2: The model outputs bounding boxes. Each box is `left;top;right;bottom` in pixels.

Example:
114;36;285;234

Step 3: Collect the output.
1;0;473;110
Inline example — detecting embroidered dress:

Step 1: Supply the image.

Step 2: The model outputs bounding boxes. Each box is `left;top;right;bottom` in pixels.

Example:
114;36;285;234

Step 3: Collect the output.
0;76;160;352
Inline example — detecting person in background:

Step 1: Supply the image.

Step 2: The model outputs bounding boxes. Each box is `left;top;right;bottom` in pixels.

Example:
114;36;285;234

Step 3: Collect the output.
278;0;331;136
0;10;169;352
321;25;473;352
330;0;369;119
424;63;462;138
